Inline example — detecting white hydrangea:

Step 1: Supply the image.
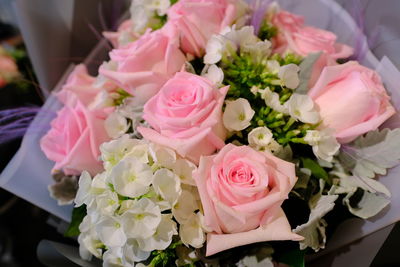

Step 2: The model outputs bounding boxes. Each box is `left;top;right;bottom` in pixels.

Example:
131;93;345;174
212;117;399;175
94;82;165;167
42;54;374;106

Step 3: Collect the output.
304;129;340;162
103;247;124;267
95;190;120;216
248;127;273;148
201;64;224;86
179;213;206;248
105;112;131;139
287;94;321;124
137;214;177;251
111;156;153;198
173;190;199;224
75;171;93;207
96;216;127;248
100;135;139;170
122;239;151;266
172;159;197;186
278;64;300;89
121;198;161;239
259;88;288;114
223;98;255;131
130;0;170;34
152;168;182;206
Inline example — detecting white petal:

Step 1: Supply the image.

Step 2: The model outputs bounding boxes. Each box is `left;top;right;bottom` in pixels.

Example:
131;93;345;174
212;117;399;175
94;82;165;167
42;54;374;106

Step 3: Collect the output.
279;64;300;89
96;216;127;248
287;94;320;124
248;127;273;147
103;247;124;267
105;112;130;139
121;198;161;239
152;168;182;206
173;190;199;224
75;171;92;207
201;64;224;86
172;159;197;186
223;98;255;131
95;190;119;216
122;239;151;265
180;213;206;248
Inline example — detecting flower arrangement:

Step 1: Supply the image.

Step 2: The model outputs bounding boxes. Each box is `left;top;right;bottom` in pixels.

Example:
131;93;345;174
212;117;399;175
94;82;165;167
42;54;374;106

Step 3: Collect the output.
38;0;400;266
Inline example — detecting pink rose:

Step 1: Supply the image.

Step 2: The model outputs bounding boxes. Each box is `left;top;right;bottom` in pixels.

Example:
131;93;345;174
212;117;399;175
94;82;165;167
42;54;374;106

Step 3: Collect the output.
194;144;303;256
309;61;396;143
100;30;186;104
40;97;109;176
272;11;353;59
166;0;236;57
138;72;228;163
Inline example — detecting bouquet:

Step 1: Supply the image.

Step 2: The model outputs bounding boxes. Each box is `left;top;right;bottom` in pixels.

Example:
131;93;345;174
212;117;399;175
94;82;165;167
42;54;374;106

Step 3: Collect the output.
36;0;400;266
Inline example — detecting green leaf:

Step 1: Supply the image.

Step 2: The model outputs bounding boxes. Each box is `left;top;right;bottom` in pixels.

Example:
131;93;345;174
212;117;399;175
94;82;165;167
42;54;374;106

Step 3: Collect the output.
276;249;305;267
64;205;87;237
301;158;331;185
295;52;322;94
294;195;338;252
339;128;400;180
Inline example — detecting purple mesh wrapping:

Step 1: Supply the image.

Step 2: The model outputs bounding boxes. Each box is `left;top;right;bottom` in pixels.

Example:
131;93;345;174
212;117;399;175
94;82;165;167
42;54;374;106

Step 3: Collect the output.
0;107;42;144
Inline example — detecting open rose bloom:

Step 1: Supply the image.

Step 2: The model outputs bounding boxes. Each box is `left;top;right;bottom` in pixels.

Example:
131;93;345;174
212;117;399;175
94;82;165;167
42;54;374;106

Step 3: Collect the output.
5;0;398;266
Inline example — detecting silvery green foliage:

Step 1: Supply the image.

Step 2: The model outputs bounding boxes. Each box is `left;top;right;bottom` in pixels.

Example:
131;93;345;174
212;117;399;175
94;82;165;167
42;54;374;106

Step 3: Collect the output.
339;128;400;179
295;52;322;94
293;194;338;252
342;190;390;219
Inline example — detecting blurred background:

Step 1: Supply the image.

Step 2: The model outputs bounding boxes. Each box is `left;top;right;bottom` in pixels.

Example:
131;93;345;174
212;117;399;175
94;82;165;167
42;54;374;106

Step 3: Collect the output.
0;0;400;266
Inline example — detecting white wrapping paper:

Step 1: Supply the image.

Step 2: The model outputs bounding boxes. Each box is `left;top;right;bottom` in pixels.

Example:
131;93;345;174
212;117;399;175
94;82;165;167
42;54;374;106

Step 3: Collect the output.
1;0;399;254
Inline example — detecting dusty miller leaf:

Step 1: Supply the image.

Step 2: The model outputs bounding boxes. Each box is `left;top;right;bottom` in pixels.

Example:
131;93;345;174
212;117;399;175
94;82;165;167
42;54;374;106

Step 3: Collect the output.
293;195;338;252
343;190;390;219
295;52;322;94
339;128;400;179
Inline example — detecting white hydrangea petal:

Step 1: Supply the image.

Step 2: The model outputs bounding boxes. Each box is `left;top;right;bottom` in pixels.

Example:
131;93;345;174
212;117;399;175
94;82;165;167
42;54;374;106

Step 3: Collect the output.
305;129;340;162
95;190;119;216
152;168;182;206
172;159;197;186
137;214;177;251
279;64;300;89
248;127;273;147
122;239;151;265
105;112;130;139
260;89;288;114
288;94;320;124
91;172;107;195
179;213;205;248
172;190;198;224
96;216;127;248
103;247;124;267
201;64;224;86
111;157;153;198
151;145;176;169
75;171;92;207
121;198;161;239
100;135;137;170
223;98;255;131
78;230;103;260
204;36;224;64
267;60;280;74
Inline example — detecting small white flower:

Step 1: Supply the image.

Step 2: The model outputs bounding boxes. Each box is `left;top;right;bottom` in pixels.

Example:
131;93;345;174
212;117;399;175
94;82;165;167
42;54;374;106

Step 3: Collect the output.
78;229;103;260
287;94;320;124
248;127;273;148
89;90;114;110
75;171;92;207
91;172;108;195
278;64;300;89
105;112;130;139
304;129;340;162
172;190;199;224
122;239;151;266
179;213;206;248
103;247;124;267
201;64;224;86
121;198;161;239
96;216;127;248
137;214;177;251
225;26;259;49
267;60;280;74
150;145;177;169
242;40;271;62
172;159;197;186
111;156;153;198
223;98;255;131
204;35;225;64
152;168;182;206
100;135;137;170
95;190;120;216
260;89;288;114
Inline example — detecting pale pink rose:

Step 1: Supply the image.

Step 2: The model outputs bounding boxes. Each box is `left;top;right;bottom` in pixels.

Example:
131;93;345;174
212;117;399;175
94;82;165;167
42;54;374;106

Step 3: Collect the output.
194;144;303;256
0;52;19;87
99;30;186;104
103;20;139;48
40;97;109;176
166;0;237;57
138;72;228;163
309;61;396;143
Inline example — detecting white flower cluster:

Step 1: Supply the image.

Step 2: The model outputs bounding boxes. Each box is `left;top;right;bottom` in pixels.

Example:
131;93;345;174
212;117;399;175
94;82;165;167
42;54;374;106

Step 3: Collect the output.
75;135;205;267
130;0;171;34
304;129;340;162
